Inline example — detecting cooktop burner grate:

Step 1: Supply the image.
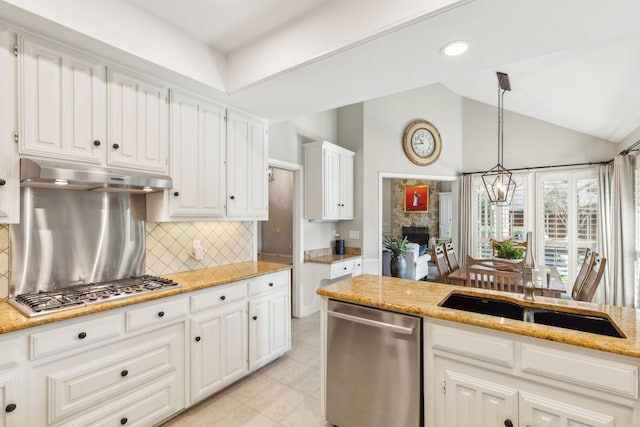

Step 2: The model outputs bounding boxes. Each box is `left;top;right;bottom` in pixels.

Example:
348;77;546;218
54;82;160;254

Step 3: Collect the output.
10;275;182;317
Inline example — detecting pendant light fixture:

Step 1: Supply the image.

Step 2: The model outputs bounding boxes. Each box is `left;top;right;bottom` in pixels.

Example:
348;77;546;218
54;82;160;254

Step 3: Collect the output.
482;71;516;206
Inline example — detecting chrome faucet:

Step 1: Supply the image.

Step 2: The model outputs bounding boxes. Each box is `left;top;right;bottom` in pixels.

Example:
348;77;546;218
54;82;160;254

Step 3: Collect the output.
522;231;535;301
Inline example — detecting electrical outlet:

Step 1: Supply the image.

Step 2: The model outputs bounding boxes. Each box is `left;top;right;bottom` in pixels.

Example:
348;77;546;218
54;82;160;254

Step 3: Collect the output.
349;230;360;240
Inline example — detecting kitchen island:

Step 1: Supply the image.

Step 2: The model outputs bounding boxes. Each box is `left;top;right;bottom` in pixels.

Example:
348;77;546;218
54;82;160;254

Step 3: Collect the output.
318;274;640;427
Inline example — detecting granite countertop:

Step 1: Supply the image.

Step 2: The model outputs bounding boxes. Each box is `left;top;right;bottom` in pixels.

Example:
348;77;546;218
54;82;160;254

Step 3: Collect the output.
317;274;640;358
0;261;292;335
304;247;362;264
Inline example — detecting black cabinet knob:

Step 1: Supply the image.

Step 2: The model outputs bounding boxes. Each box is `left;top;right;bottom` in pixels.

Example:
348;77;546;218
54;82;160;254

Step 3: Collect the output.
220;295;226;300
173;191;179;197
504;420;513;427
252;316;258;320
5;403;16;413
268;282;274;287
195;336;201;342
93;140;101;146
0;179;5;186
78;332;87;339
120;417;128;425
158;311;165;318
121;370;128;377
230;195;235;200
112;143;120;149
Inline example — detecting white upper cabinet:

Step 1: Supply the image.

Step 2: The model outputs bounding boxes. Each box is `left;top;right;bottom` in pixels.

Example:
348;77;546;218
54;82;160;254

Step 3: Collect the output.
18;35;107;164
226;109;268;220
304;140;355;220
0;27;19;223
107;69;168;173
147;90;226;221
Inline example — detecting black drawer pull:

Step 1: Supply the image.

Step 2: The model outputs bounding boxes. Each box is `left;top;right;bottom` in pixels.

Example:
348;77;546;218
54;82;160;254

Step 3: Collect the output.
120;417;128;425
268;282;274;287
0;179;5;186
158;311;165;318
229;195;235;200
121;370;128;377
5;403;16;413
173;191;179;197
504;420;513;427
220;295;226;301
252;316;258;320
78;332;87;339
195;336;201;342
93;140;101;146
112;143;120;149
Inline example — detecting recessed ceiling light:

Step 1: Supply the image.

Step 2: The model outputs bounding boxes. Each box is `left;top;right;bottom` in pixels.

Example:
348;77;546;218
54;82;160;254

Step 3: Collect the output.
440;40;470;56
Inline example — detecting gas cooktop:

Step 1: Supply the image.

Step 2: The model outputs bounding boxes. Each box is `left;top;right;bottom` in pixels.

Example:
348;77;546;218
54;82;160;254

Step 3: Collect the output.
9;275;182;317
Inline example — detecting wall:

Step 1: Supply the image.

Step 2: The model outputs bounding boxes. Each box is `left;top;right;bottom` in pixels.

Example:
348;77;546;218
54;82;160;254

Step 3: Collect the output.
461;98;615;172
260;168;293;256
389;179;441;240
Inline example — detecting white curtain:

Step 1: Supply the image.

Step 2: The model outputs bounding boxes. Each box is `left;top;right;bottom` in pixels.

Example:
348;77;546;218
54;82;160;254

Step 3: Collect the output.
458;174;473;261
597;155;636;307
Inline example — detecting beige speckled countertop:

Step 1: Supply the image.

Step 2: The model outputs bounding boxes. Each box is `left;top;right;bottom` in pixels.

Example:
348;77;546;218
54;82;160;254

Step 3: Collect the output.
305;253;362;264
304;247;362;264
0;261;292;335
317;274;640;358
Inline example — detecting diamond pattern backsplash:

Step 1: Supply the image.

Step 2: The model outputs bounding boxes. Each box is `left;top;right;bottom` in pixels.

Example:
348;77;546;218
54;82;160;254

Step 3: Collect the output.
0;225;7;299
145;221;255;276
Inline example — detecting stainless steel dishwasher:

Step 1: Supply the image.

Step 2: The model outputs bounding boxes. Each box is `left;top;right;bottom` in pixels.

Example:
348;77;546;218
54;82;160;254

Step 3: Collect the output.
326;299;422;427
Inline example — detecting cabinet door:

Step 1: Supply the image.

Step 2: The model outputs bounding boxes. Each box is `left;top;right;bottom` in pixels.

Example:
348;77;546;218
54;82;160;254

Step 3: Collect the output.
519;391;622;427
0;373;19;427
444;369;518;427
269;290;289;357
226;109;268;219
169;91;225;218
322;147;341;219
249;297;271;370
338;151;354;219
19;36;106;164
108;69;168;173
191;301;248;404
0;28;18;223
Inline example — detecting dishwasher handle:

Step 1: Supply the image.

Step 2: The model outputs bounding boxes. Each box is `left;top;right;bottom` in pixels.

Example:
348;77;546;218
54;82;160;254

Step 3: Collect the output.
328;310;415;335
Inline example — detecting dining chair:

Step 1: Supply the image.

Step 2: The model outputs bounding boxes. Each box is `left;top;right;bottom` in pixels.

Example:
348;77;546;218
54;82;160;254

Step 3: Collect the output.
573;255;607;302
466;262;523;293
571;249;595;300
432;245;451;283
443;242;460;273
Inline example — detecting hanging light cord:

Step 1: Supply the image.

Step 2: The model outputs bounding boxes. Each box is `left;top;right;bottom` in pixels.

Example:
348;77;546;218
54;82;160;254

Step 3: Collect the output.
497;79;506;166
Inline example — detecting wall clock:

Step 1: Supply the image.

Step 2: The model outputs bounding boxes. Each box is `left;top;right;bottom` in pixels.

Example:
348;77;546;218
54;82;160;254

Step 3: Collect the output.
402;119;442;166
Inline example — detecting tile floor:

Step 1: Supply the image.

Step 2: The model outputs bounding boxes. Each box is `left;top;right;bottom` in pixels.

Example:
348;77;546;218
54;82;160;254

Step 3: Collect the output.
162;311;331;427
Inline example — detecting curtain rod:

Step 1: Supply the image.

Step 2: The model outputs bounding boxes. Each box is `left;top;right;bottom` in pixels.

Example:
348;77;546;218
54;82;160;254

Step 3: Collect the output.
460;160;611;176
620;138;640;155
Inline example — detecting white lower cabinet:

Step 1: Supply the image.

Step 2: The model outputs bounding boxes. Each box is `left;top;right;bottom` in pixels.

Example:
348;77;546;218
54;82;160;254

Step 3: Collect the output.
427;319;638;427
248;271;291;371
0;372;19;427
190;299;248;404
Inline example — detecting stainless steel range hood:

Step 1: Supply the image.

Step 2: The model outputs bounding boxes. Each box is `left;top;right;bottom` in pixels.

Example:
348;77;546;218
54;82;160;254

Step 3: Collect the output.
20;158;172;193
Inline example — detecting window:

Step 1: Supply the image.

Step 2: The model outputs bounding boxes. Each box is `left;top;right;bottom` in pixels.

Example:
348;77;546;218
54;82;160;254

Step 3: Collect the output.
536;171;598;284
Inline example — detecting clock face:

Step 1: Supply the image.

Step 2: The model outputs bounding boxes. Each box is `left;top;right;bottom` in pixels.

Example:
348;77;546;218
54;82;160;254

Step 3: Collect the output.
411;129;435;157
402;119;442;166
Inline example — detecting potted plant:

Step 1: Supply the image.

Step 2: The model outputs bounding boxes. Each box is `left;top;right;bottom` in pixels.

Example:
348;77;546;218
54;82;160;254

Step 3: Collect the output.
383;235;409;278
490;238;525;260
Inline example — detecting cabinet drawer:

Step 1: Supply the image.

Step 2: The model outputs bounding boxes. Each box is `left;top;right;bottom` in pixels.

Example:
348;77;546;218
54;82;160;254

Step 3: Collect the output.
47;323;182;423
190;281;247;313
521;343;639;398
331;260;354;278
30;313;124;360
126;297;188;332
430;323;515;367
248;271;289;297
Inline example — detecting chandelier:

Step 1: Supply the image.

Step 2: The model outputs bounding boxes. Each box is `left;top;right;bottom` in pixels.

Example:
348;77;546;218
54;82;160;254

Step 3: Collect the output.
482;72;516;206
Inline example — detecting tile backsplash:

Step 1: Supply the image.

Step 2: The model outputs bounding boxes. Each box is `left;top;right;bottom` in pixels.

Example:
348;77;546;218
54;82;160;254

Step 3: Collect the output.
145;221;255;276
0;221;255;297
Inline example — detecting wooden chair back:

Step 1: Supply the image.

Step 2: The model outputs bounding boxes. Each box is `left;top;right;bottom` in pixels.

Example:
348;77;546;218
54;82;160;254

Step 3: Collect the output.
573;255;606;302
444;242;460;273
571;249;595;300
432;245;451;283
466;263;523;293
491;239;527;257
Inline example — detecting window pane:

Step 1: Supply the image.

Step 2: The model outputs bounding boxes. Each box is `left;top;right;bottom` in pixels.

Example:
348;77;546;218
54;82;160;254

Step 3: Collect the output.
508;181;525;240
543;179;569;280
476;187;495;258
576;178;598;270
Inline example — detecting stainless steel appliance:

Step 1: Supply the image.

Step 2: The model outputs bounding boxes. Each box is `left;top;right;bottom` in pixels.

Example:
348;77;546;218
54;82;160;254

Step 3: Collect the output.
9;275;181;317
326;300;422;427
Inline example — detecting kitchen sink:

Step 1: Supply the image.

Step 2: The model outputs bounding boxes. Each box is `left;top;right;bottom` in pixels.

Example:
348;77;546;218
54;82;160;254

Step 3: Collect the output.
439;293;625;338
